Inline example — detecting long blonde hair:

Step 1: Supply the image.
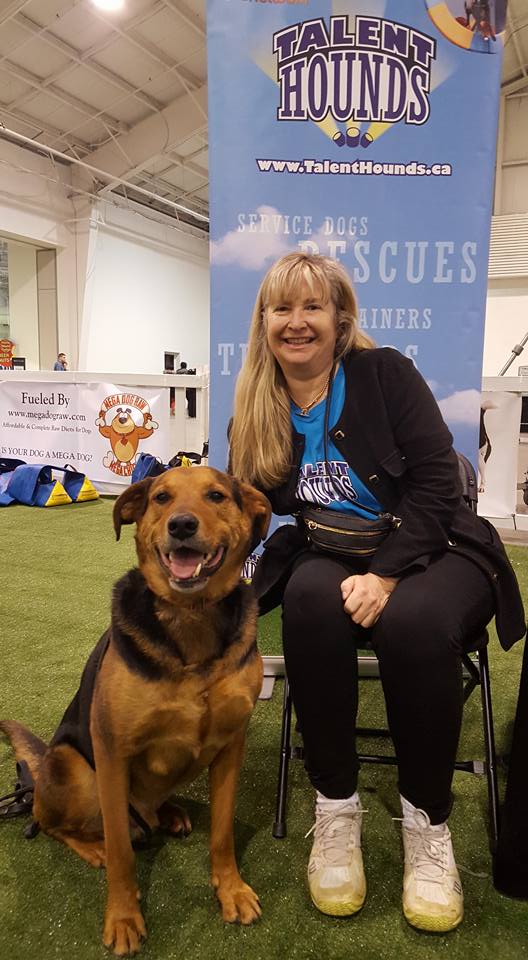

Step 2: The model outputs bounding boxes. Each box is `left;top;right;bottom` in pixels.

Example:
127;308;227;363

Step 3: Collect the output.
230;253;375;489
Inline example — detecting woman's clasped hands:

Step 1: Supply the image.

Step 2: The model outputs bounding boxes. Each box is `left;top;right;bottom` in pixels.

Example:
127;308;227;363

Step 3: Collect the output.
341;573;399;628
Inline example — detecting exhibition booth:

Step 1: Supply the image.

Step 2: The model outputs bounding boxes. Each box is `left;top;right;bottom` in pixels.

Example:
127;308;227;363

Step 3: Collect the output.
1;1;528;958
0;369;209;495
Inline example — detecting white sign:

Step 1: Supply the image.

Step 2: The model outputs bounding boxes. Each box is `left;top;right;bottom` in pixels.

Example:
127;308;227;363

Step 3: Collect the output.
477;391;521;519
0;381;169;485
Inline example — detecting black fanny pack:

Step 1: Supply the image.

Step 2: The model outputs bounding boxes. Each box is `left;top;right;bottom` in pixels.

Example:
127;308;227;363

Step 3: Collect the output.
301;505;399;558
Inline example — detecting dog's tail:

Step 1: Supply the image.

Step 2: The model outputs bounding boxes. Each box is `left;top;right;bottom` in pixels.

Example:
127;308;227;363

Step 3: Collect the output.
0;721;46;781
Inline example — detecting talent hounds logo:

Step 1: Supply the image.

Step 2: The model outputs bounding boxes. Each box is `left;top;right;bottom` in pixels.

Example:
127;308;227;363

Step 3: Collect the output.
274;15;436;148
95;393;158;477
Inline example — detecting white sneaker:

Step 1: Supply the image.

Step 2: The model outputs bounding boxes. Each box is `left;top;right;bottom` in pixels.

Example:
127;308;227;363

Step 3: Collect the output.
400;796;464;932
307;792;367;916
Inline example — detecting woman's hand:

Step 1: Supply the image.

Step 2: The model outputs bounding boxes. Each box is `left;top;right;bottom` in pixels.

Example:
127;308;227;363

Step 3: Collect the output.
341;573;399;628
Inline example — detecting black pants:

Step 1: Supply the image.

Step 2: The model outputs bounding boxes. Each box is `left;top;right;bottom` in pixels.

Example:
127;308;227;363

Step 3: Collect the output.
282;550;495;824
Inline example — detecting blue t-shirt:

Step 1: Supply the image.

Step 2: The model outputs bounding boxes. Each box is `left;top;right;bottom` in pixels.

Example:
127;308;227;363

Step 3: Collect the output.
291;363;382;519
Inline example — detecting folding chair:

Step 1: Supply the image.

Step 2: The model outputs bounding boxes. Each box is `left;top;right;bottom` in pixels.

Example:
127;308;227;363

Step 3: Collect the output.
270;453;500;852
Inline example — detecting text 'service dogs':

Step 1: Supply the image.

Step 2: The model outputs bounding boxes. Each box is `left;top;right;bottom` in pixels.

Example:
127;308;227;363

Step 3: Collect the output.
1;467;271;956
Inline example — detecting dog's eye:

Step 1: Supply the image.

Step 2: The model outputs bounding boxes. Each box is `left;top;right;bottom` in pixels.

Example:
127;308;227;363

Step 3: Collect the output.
153;491;170;504
206;490;226;503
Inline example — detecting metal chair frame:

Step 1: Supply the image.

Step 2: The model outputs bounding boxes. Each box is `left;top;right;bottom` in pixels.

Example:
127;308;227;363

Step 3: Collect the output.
272;642;500;852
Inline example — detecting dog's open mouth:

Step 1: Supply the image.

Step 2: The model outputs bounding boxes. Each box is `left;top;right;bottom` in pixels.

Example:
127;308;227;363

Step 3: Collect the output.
158;545;226;590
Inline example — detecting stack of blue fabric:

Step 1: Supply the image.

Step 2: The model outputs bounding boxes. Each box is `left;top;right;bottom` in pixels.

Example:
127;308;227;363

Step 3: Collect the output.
0;459;98;507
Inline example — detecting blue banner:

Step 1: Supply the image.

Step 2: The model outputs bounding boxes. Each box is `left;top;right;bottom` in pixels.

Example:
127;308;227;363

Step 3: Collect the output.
207;0;506;469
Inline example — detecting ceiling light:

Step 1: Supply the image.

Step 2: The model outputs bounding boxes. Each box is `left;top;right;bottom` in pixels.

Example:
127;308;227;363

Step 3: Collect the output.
91;0;125;11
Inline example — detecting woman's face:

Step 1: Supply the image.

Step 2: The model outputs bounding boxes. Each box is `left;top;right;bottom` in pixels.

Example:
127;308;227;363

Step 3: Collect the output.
265;280;337;378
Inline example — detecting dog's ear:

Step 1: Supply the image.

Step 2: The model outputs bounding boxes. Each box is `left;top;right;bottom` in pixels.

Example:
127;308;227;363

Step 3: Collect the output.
232;479;272;551
113;478;154;540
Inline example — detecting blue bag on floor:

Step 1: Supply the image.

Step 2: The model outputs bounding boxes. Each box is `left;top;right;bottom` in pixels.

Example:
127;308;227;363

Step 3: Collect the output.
51;465;99;503
131;453;166;482
131;452;202;483
0;474;16;506
0;458;27;506
0;460;98;507
5;464;72;507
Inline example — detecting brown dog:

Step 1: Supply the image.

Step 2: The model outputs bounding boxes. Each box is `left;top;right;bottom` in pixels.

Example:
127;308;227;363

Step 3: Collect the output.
1;467;271;955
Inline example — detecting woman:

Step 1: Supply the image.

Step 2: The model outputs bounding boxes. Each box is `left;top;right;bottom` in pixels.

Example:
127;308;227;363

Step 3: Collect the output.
229;252;526;932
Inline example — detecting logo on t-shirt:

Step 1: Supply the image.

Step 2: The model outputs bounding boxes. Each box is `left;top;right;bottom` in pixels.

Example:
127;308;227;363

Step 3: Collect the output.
297;460;359;506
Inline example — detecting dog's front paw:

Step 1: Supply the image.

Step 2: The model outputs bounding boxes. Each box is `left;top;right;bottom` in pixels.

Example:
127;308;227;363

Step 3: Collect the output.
216;880;261;925
158;801;192;836
103;900;147;956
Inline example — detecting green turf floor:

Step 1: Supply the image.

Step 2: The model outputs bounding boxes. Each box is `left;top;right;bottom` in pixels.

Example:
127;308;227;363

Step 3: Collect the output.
1;500;528;960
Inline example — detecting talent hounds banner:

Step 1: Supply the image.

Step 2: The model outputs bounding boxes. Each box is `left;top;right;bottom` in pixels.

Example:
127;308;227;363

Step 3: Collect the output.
0;381;169;485
207;0;507;468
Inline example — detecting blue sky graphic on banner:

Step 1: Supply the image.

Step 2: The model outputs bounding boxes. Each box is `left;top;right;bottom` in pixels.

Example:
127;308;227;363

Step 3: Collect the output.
207;0;506;470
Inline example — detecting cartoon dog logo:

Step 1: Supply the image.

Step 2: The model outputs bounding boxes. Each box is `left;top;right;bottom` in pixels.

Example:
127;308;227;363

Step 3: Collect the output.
96;393;159;477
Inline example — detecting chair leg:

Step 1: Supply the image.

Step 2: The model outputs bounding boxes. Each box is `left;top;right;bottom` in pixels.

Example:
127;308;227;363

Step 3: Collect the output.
478;646;500;853
273;677;292;839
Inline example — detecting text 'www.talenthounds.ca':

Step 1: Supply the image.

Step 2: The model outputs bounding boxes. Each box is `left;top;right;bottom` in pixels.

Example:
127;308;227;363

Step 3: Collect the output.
256;158;452;177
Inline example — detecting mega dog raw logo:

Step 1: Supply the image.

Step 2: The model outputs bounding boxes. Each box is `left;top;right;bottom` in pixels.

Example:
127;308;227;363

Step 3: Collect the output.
274;15;436;136
96;393;158;477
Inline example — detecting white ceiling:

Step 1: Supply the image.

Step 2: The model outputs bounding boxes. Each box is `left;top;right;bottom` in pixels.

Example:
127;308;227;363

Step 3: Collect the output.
0;0;527;237
0;0;208;231
502;0;528;95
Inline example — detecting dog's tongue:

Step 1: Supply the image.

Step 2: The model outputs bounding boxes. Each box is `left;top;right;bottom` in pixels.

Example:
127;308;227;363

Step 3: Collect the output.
167;549;203;580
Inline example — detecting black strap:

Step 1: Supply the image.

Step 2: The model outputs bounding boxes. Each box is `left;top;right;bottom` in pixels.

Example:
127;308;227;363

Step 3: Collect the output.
0;761;35;822
129;804;153;841
322;362;383;518
321;363;400;529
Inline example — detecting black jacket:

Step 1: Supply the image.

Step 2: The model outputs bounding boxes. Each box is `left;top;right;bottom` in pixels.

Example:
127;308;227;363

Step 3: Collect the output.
252;348;526;650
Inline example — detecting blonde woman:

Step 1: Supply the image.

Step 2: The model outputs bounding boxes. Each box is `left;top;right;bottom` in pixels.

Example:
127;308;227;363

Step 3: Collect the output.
230;252;525;931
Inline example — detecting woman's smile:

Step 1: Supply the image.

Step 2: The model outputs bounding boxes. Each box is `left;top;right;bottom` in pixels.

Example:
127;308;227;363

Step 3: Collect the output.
282;335;315;347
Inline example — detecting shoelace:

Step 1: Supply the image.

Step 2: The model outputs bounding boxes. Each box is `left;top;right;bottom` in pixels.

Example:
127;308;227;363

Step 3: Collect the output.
305;803;368;866
393;816;489;880
393;816;448;883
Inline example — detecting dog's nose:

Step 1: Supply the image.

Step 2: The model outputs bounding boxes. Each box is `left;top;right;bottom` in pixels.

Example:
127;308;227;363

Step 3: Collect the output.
168;513;199;540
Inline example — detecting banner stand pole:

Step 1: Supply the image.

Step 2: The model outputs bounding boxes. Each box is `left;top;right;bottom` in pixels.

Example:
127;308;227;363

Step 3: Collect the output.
498;332;528;376
496;331;528;527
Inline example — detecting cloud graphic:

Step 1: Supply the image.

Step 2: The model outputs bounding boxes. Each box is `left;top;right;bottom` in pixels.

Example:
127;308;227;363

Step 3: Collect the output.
438;389;481;425
210;206;292;270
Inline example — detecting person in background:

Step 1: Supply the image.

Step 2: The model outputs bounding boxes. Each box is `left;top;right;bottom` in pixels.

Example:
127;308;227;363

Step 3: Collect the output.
228;252;525;933
53;352;67;371
175;361;197;417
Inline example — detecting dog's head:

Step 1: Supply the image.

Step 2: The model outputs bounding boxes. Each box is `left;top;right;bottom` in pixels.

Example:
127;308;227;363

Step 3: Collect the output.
110;408;136;436
113;467;271;603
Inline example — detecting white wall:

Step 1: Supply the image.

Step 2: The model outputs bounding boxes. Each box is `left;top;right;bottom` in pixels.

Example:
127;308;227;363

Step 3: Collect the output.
7;240;39;370
79;203;209;375
483;91;528;375
0;141;210;375
0;140;78;364
499;96;528;215
483;279;528;376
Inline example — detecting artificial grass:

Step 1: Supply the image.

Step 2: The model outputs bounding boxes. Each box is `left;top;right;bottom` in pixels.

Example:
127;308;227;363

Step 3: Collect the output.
1;500;528;960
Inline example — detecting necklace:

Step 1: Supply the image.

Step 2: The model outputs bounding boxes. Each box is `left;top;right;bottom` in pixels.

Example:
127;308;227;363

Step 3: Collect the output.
289;375;330;416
